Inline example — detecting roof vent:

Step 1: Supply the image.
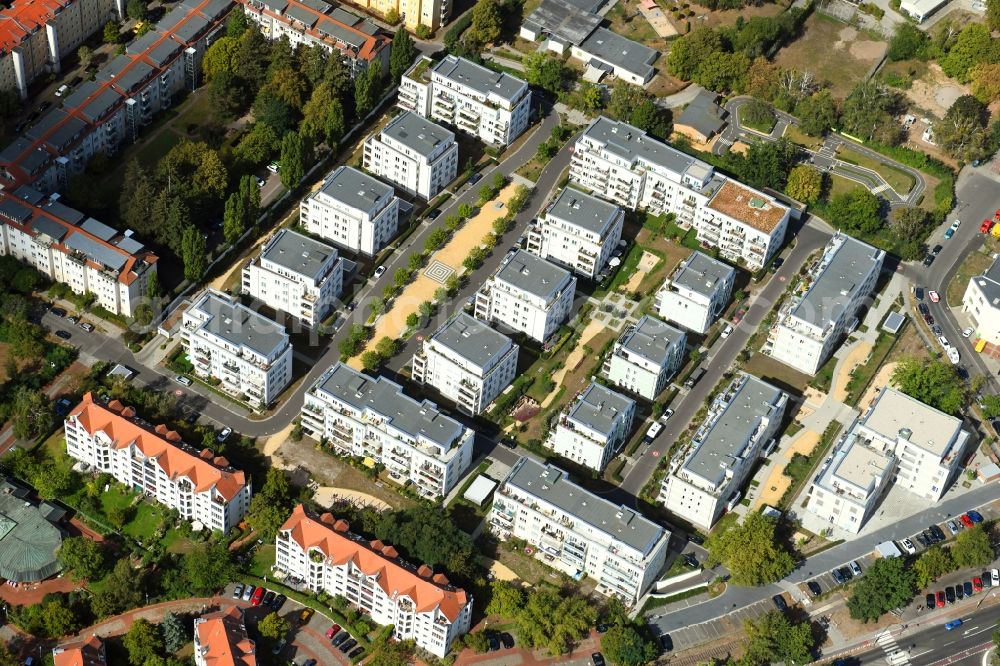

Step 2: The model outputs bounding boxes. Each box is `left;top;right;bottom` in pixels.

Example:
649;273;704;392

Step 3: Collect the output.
155;424;169;435
121;407;135;418
320;513;335;525
418;564;433;578
370;539;384;550
432;573;449;585
166;431;181;442
898;428;912;440
333;519;350;532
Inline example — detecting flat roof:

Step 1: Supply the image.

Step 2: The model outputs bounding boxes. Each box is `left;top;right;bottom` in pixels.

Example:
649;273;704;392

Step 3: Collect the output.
567;382;634;436
861;388;964;457
671;251;735;297
261;229;337;280
546;186;620;235
707;179;787;233
432;55;527;104
579;27;657;79
495;250;573;301
190;291;288;357
430;312;513;367
791;234;882;328
829;435;894;491
583;116;709;177
617;315;684;366
522;0;602;45
463;475;497;505
380;111;454;158
317;166;394;212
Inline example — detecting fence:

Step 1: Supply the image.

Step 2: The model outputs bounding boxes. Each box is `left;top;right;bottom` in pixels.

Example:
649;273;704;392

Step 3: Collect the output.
814;0;896;37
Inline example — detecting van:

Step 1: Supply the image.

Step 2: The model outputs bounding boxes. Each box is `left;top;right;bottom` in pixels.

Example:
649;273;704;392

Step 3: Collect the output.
55;84;69;97
644;422;663;443
991;569;999;587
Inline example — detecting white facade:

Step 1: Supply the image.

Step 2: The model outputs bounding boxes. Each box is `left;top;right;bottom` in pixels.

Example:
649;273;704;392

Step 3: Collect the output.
962;255;1000;346
411;312;518;415
181;289;293;408
363;110;458;200
474;249;576;343
490;457;670;605
193;607;255;666
300;165;401;256
899;0;947;21
548;382;636;472
242;228;344;328
300;363;475;498
605;315;686;401
276;505;473;657
655;251;735;334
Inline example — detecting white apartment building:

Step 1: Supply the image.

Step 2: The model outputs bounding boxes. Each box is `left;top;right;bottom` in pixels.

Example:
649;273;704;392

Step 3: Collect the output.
605;315;686;401
193;607;256;666
399;55;532;148
0;186;157;317
300;165;401;256
660;374;787;529
548;382;636;472
276;505;473;657
962;255;1000;345
65;393;251;533
474;249;576;343
769;233;884;375
181;289;293;408
526;186;625;280
693;178;790;271
363;110;458;200
242;228;344;329
655;251;735;334
300;363;474;498
411;312;518;415
490;457;670;605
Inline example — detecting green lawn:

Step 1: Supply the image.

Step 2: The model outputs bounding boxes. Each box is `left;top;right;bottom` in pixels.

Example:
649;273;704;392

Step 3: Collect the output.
826;173;865;200
249;545;276;578
98;485;135;516
836;145;916;195
122;500;170;542
783;125;824;150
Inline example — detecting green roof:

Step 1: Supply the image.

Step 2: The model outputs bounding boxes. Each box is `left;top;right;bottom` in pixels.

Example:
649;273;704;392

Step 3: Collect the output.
0;489;63;582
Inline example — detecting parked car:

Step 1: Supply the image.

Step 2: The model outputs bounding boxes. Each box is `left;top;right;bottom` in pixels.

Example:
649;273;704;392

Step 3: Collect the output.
175;375;192;386
918;303;929;315
983;572;992;588
946;587;956;604
267;161;280;173
850;561;863;577
831;568;846;585
915;287;924;300
946;619;964;631
772;594;788;612
924;314;935;325
928;290;940;302
217;427;232;442
232;584;243;599
964;581;974;597
960;514;975;529
469;172;483;185
947;520;961;535
937;591;946;608
55;330;71;340
271;638;287;655
923;529;939;544
915;532;930;548
55;84;69;97
50;307;66;317
660;634;673;652
974;577;984;593
926;593;935;610
500;633;514;649
930;525;946;542
373;265;386;279
932;244;943;255
967;510;984;524
923;254;935;267
255;176;265;187
261;590;276;607
963;327;975;338
807;581;822;596
592;654;606;666
955;583;964;600
661;408;674;422
302;660;317;666
721;324;733;338
271;593;287;610
242;585;255;601
250;587;265;606
67;315;79;324
338;639;357;653
80;322;94;332
982;219;995;233
326;624;341;639
899;538;917;555
992;569;999;587
297;609;313;626
331;632;349;646
348;647;364;659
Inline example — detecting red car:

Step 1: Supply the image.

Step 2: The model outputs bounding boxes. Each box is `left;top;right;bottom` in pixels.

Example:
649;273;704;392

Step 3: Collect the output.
326;624;341;639
974;577;984;592
250;587;265;606
961;514;975;529
982;219;995;234
937;591;946;608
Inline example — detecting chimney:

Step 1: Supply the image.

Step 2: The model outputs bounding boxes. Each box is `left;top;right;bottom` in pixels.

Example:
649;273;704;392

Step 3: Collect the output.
213;456;229;467
333;519;350;532
155;424;169;435
432;573;449;586
121;407;135;418
381;546;398;558
320;513;335;525
417;565;433;578
200;448;214;460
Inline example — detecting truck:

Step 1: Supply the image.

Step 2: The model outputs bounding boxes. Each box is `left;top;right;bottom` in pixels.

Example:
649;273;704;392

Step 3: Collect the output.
684;367;706;389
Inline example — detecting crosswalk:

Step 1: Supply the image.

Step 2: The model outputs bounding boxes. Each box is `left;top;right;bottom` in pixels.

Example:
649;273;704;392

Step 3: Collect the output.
872;183;891;194
817;143;837;159
876;630;910;665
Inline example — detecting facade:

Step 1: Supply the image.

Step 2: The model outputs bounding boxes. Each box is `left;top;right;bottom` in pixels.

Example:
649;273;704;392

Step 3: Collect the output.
660;374;787;529
474;249;576;343
242;228;345;328
399;55;532;148
490;457;670;604
53;636;107;666
300;165;401;256
276;505;473;657
65;393;251;533
899;0;947;21
363;110;457;200
655;250;734;334
526;186;625;280
0;186;157;317
411;312;518;415
605;315;686;400
345;0;447;31
769;233;884;375
194;607;257;666
300;363;474;497
547;382;636;471
962;255;1000;345
181;289;293;408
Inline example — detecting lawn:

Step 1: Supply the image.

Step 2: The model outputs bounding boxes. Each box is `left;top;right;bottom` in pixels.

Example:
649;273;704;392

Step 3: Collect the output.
743;352;814;393
844;330;898;406
632;226;693;295
783;125;824;151
778;421;843;509
248;545;276;578
122;500;171;543
946;238;996;305
825;172;866;200
835;145;916;195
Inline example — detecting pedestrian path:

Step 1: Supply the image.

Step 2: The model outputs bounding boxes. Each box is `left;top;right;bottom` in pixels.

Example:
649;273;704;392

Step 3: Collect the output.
875;630;910;665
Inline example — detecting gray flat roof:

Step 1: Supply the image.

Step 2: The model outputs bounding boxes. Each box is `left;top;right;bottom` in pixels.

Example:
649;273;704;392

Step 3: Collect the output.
192;291;289;357
671;251;735;297
431;312;513;367
862;388;963;457
199;0;233;20
974;256;1000;307
32;217;67;241
115;59;155;93
503;457;666;555
47;115;88;152
791;234;882;328
579;28;657;79
381;111;454;158
146;37;184;67
584;116;708;176
286;4;319;27
115;235;145;253
316;18;366;48
0;198;32;224
329;6;360;23
261;229;337;280
522;0;601;45
618;315;684;366
174;13;211;44
128;28;164;54
567;382;634;436
432;55;527;104
546;186;620;235
98;54;134;83
43;200;85;225
81;218;117;241
12;186;44;206
80;86;124;123
64;233;128;271
25;109;67;141
318;166;394;212
495;250;573;301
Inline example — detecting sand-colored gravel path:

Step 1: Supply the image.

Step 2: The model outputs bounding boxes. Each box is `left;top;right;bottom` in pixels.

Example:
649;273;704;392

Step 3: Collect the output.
833;342;872;402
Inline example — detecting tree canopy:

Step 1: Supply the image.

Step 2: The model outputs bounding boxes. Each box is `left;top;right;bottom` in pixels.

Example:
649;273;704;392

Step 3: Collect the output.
952;526;995;569
57;536;105;581
913;546;954;589
704;512;795;586
514;584;598;655
891;356;967;415
826;189;882;235
784;165;824;205
847;556;915;622
601;624;658;666
123;618;165;666
742;611;815;666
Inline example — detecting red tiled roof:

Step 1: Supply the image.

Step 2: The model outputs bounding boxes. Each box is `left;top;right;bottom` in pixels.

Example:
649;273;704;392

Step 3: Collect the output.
0;0;72;54
53;635;105;666
195;606;257;666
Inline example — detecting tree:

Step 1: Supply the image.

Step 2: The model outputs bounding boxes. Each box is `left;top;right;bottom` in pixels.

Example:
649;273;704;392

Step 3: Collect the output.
226;6;249;37
253;91;294;136
124;619;165;666
485;580;525;618
202;36;240;81
77;45;94;71
240;174;260;231
159;140;228;206
127;0;148;20
160;612;187;652
523;52;572;95
234;123;280;165
515;585;598;655
746;57;781;102
258;612;291;641
971;63;1000;104
468;0;502;46
601;625;657;666
182;543;234;596
891;356;967;415
840;81;901;142
103;20;119;44
629;100;672;140
742;611;815;666
667;27;723;81
983;394;1000;419
935;94;991;162
146;271;161;301
704;512;795;586
952;526;995;568
784;165;823;204
888;23;929;61
57;536;104;581
121;161;155;233
694;51;750;93
91;559;144;618
247;468;291;540
940;23;996;83
280;131;307;189
181;225;207;282
39;598;83;638
826;189;882;235
795;91;838;137
731;138;799;191
390;28;416;83
914;546;954;589
208;71;246;120
578;82;605;112
223;191;245;245
355;66;375;118
741;99;774;130
375;336;398;358
361;350;384;370
301;84;345;146
889;207;928;241
847;556;916;623
370;504;476;576
11;387;53;440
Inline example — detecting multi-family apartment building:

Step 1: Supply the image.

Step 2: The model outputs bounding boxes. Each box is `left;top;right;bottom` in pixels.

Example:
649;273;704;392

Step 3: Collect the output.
525;186;625;280
238;0;389;79
363;110;457;200
0;0;120;100
300;165;401;256
769;233;884;375
181;289;293;408
65;392;251;533
474;249;576;343
605;315;686;400
0;186;157;317
300;363;474;497
241;228;345;329
399;55;532;148
345;0;447;32
411;312;518;415
276;505;473;657
193;607;257;666
53;636;107;666
655;250;735;334
962;255;1000;345
0;0;232;195
660;374;787;529
547;382;636;472
570;117;790;270
490;457;670;605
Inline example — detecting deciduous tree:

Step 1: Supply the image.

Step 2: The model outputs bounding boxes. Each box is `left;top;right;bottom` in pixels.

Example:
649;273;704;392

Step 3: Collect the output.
743;611;815;666
124;619;165;666
601;625;658;666
940;23;996;83
11;387;53;440
889;206;928;241
891;356;967;415
515;585;598;655
667;27;722;81
201;36;240;81
258;612;291;641
390;28;416;83
180;225;207;282
952;526;994;568
826;189;882;235
795;90;838;137
91;559;144;617
784;165;823;205
57;536;105;581
913;546;954;588
847;556;915;623
279;131;308;189
467;0;502;46
523;53;572;94
971;63;1000;104
704;512;795;586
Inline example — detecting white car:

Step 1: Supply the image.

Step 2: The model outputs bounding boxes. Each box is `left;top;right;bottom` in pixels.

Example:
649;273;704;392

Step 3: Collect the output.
963;327;975;338
255;176;265;187
947;347;960;365
937;335;950;348
267;161;280;173
175;375;193;387
373;265;386;279
928;290;940;302
899;538;917;555
992;569;999;587
721;324;733;339
217;427;232;442
55;84;69;97
660;408;674;423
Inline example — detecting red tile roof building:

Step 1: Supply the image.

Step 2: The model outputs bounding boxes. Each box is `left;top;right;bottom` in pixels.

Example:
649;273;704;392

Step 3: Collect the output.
52;635;107;666
194;606;257;666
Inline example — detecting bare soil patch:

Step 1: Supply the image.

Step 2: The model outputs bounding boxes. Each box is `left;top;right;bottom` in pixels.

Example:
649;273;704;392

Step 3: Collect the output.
905;63;969;119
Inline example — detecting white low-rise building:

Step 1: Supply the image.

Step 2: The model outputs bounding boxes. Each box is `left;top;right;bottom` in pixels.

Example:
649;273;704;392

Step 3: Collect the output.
474;249;576;343
962;255;1000;346
490;457;670;605
65;393;251;534
526;186;625;280
300;363;474;498
769;233;884;375
660;374;787;530
300;165;401;256
605;315;686;400
548;382;636;472
242;228;344;329
655;251;735;334
181;289;293;408
411;312;518;415
276;505;473;657
363;110;458;200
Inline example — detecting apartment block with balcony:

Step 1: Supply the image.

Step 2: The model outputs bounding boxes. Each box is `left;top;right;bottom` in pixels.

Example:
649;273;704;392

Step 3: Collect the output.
194;607;256;666
490;457;670;605
363;110;457;200
300;363;474;498
768;233;884;375
962;255;1000;345
300;165;401;256
605;315;686;401
275;505;473;657
343;0;448;32
65;393;251;533
242;228;345;329
695;179;790;271
660;374;787;529
655;250;735;334
181;289;293;408
474;249;576;343
547;382;636;472
411;312;518;415
526;186;624;280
